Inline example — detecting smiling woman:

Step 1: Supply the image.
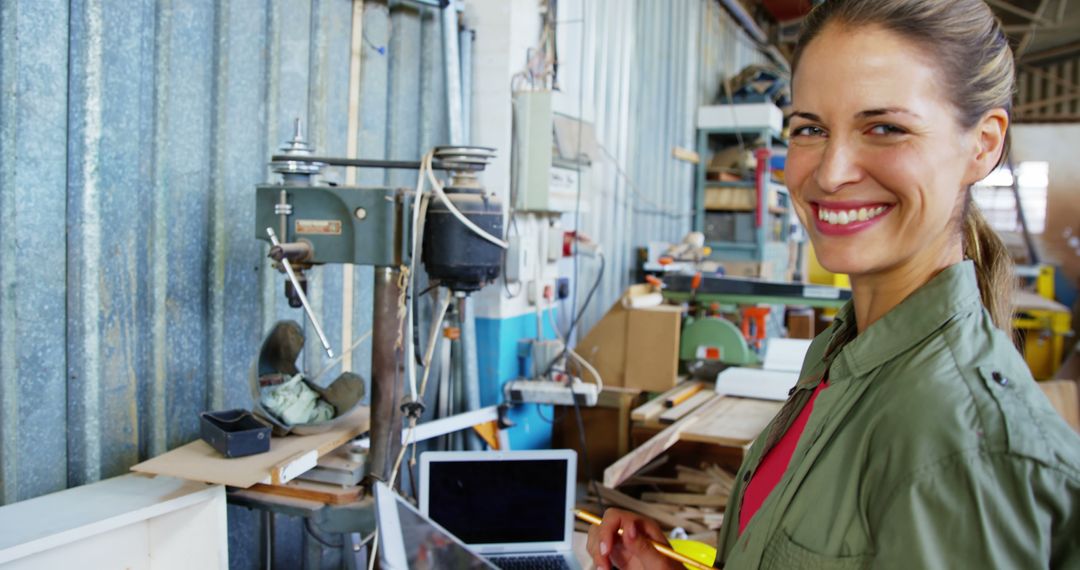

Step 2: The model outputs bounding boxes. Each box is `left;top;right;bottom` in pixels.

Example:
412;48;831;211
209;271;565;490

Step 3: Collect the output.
586;1;1080;569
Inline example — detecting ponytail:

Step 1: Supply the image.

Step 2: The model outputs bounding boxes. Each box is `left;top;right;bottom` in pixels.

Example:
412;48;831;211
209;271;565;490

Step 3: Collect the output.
962;199;1013;336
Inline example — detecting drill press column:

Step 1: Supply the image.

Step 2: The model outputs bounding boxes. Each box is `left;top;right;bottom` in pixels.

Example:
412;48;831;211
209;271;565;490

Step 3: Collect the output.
368;267;405;485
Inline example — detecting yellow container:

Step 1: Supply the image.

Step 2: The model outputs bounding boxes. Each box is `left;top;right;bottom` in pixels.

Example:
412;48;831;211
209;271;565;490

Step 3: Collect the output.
669;539;718;570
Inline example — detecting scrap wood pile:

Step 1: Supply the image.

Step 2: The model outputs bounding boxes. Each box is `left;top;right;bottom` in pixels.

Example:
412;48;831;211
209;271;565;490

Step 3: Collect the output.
578;455;735;544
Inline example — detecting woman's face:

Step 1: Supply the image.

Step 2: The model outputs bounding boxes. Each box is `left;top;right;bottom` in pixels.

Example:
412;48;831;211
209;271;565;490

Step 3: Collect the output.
786;24;987;278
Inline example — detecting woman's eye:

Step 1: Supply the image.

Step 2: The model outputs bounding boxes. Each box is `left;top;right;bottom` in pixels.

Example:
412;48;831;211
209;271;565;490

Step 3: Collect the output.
792;125;826;137
868;124;907;136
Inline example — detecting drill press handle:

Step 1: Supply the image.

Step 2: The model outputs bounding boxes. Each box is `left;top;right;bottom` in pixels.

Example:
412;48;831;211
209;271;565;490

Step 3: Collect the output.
266;227;335;359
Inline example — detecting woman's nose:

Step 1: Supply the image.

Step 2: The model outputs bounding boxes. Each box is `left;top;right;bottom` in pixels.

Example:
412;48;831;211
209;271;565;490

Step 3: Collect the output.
815;139;863;193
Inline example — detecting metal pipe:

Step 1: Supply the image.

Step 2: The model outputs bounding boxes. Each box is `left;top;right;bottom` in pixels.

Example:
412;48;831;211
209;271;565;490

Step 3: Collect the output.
459;28;474;145
367;267;404;484
442;2;464;146
458;294;482;450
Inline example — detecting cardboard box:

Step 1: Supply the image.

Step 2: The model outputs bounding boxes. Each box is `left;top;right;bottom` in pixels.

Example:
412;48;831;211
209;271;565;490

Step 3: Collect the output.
575;286;683;392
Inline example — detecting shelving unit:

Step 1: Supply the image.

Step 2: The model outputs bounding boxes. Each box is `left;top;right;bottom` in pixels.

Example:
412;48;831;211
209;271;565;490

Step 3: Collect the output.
693;104;792;277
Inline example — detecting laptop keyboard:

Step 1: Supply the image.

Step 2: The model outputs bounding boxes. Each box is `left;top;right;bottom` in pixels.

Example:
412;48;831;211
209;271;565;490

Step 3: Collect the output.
493;555;571;570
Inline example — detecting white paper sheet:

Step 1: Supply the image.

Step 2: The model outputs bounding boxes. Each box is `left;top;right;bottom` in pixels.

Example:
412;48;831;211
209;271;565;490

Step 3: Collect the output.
762;338;812;373
714;367;799;401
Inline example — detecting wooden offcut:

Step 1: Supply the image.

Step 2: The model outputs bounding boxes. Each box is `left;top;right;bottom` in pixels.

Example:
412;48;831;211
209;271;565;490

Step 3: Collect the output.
640;492;728;508
659;391;716;424
593;485;708;534
249;480;362;505
604;395;724;488
131;408;370;488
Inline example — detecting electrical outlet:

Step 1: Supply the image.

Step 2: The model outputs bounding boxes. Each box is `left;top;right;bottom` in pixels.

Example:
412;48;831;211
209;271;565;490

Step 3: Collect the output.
556;277;570;300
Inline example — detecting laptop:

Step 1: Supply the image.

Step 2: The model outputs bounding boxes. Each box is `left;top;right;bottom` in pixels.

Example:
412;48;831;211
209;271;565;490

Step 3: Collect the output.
419;450;581;570
373;481;498;570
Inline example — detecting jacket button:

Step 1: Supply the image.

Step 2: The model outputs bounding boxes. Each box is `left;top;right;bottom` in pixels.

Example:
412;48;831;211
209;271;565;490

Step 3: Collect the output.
788;387;797;396
992;371;1009;386
743;470;751;482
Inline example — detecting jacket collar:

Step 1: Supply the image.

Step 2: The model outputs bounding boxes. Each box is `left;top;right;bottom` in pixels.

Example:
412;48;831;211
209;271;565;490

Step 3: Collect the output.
820;260;984;381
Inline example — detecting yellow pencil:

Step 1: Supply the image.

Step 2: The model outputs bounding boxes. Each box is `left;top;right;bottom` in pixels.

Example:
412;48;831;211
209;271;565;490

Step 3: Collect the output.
574;509;713;570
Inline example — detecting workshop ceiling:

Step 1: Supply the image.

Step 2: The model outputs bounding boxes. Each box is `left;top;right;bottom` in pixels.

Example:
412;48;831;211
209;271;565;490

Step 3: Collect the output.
736;0;1080;122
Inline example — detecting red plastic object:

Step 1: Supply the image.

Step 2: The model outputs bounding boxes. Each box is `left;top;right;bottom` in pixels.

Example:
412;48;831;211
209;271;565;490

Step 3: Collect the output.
562;232;574;257
740;306;771;350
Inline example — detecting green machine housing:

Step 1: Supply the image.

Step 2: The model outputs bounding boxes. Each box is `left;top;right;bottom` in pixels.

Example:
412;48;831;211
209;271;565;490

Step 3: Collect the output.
255;185;412;268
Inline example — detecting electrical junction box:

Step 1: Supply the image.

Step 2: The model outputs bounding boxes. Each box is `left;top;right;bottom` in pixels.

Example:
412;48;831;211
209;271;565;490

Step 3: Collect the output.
548;162;589;213
513;90;554;212
505;234;534;284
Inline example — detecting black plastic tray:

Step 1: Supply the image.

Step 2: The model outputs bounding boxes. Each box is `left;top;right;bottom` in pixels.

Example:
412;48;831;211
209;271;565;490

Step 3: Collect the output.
200;409;271;458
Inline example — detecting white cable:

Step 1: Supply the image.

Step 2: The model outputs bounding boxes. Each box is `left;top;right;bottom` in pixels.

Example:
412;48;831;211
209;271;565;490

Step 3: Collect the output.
388;419;417;489
423;152;509;249
546;301;604;392
567;346;603;392
367;531;379;570
405;158;433;404
418;291;453;398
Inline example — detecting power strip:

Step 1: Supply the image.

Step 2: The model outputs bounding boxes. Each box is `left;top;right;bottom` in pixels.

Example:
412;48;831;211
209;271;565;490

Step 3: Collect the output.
505;379;600;407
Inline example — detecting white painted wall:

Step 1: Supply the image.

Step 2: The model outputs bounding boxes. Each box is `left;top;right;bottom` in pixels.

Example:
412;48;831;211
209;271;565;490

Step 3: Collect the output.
465;0;577;321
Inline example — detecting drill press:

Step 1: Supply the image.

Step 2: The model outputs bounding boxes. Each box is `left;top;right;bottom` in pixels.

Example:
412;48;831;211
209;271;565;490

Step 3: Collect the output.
255;120;504;485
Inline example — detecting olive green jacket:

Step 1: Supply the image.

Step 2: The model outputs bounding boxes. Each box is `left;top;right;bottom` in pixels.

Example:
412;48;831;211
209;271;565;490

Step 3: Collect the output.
716;261;1080;569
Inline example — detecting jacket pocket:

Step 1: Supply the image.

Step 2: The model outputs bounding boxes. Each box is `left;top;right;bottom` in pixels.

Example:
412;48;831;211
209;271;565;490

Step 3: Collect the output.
761;531;871;570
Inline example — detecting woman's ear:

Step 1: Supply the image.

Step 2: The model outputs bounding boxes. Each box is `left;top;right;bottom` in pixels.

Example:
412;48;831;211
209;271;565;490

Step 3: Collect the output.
964;108;1009;185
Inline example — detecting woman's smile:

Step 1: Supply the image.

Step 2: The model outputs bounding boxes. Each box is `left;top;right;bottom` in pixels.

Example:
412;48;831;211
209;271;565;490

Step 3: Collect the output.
811;201;894;236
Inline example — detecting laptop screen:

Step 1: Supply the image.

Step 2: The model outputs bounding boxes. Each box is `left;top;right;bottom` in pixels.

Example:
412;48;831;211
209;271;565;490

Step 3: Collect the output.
426;457;569;545
373;482;497;570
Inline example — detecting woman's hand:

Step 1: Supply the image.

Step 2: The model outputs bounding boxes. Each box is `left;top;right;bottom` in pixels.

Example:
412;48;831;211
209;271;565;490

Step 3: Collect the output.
585;508;684;570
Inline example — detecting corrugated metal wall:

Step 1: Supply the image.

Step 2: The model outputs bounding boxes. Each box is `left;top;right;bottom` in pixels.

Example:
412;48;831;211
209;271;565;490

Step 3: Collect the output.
1016;57;1080;122
1;0;770;566
570;0;768;333
1;0;450;566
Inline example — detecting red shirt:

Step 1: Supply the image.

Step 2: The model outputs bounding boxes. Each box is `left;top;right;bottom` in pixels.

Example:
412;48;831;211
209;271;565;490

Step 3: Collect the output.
738;381;828;534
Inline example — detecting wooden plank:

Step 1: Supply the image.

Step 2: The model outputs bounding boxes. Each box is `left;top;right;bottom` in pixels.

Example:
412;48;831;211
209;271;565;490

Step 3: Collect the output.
621;476;689;487
132;408;370;488
641;492;728;509
249;480;361;505
680;397;781;448
631;381;700;421
659;391;715;424
593;486;708;534
604;395;724;488
665;382;706;408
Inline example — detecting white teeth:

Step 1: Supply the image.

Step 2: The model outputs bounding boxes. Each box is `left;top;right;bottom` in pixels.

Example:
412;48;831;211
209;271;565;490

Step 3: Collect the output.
818;205;889;225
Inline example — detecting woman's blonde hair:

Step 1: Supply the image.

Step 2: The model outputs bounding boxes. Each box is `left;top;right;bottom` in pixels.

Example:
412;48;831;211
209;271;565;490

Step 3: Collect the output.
793;0;1016;334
